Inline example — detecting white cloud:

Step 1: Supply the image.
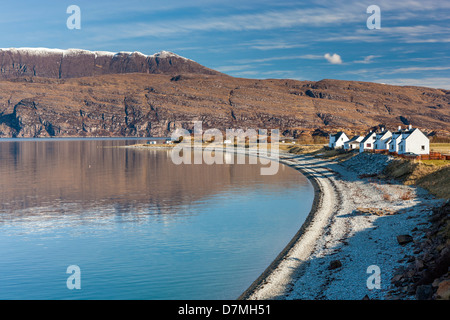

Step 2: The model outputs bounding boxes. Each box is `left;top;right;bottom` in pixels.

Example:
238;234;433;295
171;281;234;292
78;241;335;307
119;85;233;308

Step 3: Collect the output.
324;53;342;64
343;66;450;77
373;77;450;90
248;41;308;51
320;24;450;44
391;66;450;73
379;25;450;44
214;65;255;72
235;54;324;64
354;55;381;64
93;7;361;40
231;69;299;79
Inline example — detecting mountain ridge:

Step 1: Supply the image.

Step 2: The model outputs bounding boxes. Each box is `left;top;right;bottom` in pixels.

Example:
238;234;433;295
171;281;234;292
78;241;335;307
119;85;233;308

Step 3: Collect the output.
0;48;448;139
0;47;221;79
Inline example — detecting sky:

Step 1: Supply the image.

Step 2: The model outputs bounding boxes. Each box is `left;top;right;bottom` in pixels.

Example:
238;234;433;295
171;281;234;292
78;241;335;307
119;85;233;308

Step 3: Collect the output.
0;0;449;89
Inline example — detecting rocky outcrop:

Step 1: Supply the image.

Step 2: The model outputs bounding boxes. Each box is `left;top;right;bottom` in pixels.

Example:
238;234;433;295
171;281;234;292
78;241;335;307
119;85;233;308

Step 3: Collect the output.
388;200;450;300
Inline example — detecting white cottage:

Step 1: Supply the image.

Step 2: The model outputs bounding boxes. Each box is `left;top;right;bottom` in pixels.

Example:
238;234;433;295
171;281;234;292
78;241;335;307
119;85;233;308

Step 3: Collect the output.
329;132;349;149
374;129;392;150
397;127;429;155
359;131;377;153
388;126;404;153
344;135;363;150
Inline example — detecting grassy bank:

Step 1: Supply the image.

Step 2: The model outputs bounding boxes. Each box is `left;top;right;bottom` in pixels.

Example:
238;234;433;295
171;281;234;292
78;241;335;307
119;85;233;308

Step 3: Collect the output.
280;144;325;155
284;143;450;199
383;159;450;199
284;144;359;162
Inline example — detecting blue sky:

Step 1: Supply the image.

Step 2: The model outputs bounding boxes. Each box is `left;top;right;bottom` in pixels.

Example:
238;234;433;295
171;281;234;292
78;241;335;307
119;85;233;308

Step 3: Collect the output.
0;0;449;89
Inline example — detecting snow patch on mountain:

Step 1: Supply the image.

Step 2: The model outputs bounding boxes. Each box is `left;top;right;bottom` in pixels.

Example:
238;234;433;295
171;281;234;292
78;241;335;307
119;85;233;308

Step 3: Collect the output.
0;47;191;61
151;50;191;61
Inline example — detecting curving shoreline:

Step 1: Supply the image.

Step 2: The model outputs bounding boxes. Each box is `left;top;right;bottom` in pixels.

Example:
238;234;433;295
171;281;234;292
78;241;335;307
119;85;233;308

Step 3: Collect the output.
126;143;445;300
239;154;340;300
242;152;444;300
126;143;331;299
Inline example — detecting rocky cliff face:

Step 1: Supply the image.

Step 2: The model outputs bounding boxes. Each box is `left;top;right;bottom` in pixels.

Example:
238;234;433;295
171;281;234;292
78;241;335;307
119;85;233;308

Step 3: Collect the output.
0;49;448;139
0;48;220;79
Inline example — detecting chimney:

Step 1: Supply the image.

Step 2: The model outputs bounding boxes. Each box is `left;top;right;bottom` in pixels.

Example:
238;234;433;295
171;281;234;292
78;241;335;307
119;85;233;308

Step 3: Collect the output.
382;127;384;132
398;126;401;131
408;124;412;130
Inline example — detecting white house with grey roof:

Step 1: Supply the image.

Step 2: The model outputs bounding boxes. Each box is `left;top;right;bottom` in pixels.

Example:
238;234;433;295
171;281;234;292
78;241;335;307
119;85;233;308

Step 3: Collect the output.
397;127;429;155
332;126;430;156
344;135;363;150
389;126;405;153
374;129;392;150
329;132;349;149
359;131;377;153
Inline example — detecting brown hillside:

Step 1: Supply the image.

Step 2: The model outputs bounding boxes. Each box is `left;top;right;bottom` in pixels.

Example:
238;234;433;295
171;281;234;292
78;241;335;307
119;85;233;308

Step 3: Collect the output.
0;73;448;138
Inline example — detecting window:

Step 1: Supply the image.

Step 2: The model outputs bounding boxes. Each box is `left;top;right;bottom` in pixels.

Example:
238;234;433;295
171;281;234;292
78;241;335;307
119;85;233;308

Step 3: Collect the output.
421;145;425;150
367;143;371;148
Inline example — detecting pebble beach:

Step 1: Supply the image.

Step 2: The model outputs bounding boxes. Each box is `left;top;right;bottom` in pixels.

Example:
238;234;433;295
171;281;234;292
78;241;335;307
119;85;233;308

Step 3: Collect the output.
243;152;445;300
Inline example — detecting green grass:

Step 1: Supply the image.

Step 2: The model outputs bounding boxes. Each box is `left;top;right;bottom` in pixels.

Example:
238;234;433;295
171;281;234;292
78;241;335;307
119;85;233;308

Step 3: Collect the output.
420;159;450;166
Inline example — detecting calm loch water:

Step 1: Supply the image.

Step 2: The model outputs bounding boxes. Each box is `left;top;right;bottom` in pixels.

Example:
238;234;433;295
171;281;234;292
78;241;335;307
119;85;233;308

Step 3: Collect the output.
0;139;313;300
